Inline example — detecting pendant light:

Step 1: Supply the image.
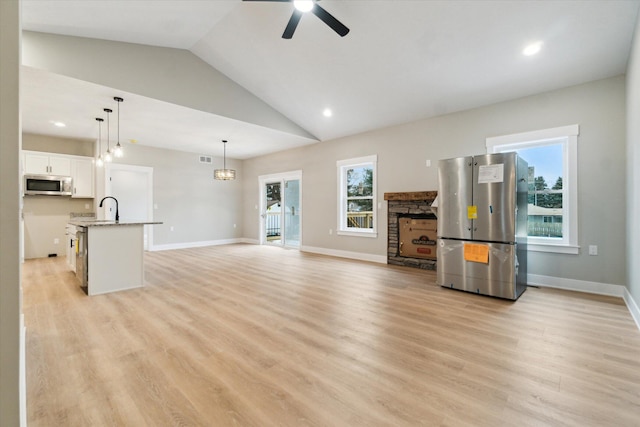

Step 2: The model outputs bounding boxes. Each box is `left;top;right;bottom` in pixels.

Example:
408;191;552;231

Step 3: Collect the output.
103;108;113;163
113;96;124;158
95;117;104;167
214;140;236;180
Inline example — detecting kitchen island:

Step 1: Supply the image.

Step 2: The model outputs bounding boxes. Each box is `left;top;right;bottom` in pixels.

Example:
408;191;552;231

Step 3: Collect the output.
68;220;162;296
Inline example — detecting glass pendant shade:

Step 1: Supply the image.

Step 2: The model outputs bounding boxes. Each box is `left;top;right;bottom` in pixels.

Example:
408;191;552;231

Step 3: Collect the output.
214;139;236;181
114;143;123;158
214;168;236;180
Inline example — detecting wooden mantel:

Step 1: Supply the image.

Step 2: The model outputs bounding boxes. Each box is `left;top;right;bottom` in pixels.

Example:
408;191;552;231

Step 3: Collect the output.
384;191;437;201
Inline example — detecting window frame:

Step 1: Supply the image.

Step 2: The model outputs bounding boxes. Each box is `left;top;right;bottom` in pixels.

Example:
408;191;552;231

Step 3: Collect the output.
336;155;378;238
486;124;579;254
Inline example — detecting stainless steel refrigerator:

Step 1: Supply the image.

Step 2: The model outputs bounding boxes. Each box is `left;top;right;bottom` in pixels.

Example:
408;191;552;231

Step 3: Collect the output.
436;153;528;300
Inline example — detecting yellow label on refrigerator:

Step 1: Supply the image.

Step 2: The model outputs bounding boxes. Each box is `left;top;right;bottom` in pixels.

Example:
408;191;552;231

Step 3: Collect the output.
467;205;478;219
464;243;489;264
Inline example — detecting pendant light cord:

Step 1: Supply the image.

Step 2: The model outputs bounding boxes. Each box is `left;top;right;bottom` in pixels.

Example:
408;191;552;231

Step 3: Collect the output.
223;140;227;169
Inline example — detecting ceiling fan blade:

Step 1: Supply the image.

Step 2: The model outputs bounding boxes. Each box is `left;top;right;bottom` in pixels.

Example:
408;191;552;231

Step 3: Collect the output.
282;9;303;39
312;3;350;37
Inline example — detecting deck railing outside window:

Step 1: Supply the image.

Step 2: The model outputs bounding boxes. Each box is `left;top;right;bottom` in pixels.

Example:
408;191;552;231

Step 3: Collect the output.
347;211;373;229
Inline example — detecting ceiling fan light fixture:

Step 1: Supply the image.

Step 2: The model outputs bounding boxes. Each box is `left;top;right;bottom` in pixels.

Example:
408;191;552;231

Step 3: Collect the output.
294;0;314;12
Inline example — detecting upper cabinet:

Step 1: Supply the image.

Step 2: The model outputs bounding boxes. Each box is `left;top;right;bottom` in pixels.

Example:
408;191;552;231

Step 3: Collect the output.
23;151;95;198
71;157;94;198
24;152;72;176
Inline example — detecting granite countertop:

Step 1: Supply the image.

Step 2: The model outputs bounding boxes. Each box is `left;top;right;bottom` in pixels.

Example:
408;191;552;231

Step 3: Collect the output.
68;220;163;227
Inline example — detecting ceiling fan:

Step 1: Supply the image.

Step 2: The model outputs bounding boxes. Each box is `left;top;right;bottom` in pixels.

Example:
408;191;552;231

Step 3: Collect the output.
243;0;350;39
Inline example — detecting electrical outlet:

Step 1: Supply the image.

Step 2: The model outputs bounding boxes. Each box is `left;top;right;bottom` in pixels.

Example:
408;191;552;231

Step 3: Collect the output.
588;245;598;256
329;229;333;235
426;159;431;167
54;238;59;245
170;226;174;232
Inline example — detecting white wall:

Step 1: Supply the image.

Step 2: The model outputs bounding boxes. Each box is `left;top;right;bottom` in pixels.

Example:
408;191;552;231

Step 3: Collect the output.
244;76;627;288
0;0;22;424
627;16;640;306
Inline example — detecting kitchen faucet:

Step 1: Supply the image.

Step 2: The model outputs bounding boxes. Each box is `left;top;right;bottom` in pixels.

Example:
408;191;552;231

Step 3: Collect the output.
99;196;119;221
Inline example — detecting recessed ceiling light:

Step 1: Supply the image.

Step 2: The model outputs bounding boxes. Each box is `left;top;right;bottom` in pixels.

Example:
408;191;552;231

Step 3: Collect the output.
51;121;66;127
523;41;543;56
323;108;333;118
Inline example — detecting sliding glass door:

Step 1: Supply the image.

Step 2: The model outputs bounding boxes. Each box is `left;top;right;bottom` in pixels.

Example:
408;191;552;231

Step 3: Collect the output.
260;171;302;248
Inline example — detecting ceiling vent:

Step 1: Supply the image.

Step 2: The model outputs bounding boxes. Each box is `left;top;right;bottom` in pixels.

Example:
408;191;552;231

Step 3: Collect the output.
199;155;212;164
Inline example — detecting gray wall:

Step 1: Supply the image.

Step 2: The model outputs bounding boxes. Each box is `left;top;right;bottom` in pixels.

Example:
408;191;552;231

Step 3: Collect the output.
243;76;627;287
24;132;94;157
627;18;640;304
100;143;244;247
0;0;21;424
23;196;93;259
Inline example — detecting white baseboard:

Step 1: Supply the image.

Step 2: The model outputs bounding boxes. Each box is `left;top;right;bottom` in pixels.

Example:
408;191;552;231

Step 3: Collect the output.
623;287;640;331
150;238;250;251
528;273;640;331
301;245;387;264
527;273;625;297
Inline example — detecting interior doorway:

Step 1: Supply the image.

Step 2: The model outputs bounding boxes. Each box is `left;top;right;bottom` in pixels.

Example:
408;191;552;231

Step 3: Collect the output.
104;163;154;250
259;171;302;248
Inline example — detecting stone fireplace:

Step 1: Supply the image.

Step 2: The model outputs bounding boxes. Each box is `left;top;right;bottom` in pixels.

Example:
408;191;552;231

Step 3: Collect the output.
384;191;438;270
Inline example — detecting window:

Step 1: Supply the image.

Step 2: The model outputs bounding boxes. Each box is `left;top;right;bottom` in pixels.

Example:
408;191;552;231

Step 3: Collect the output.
337;155;377;237
486;125;579;254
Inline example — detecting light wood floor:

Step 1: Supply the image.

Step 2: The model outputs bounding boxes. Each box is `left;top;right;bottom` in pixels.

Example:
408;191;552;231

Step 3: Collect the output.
23;244;640;426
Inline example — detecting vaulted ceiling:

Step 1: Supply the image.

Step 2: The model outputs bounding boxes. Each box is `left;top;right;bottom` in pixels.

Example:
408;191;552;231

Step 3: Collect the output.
20;0;640;159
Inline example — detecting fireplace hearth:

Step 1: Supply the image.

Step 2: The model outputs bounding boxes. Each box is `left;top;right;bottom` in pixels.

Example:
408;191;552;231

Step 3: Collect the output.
384;191;437;270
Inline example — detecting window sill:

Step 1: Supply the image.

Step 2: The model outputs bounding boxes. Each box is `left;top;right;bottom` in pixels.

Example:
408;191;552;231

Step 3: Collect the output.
337;230;378;238
527;243;579;255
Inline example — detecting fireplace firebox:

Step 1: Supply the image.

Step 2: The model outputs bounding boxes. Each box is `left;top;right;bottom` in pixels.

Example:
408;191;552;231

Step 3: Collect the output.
384;191;437;270
398;215;437;260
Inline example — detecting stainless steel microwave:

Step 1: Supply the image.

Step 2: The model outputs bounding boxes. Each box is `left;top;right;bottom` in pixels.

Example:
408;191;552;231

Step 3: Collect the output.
24;174;73;196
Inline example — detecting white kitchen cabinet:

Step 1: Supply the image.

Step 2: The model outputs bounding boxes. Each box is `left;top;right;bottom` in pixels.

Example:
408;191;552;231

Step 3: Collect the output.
24;152;72;176
71;157;94;198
